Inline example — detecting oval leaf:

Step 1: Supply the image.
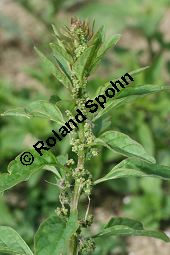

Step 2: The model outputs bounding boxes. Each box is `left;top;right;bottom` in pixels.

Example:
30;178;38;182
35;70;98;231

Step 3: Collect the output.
26;100;64;124
94;131;155;163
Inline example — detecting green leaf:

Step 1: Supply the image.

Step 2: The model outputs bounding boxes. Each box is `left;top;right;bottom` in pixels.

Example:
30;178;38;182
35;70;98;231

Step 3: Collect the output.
94;131;155;163
26;100;64;124
116;84;170;99
73;45;96;80
35;47;71;87
74;26;103;79
137;121;155;156
51;24;59;37
0;106;31;118
96;34;121;59
96;66;149;96
1;100;65;125
49;95;61;104
35;47;56;73
49;42;72;63
87;27;103;74
95;158;170;184
94;217;170;242
104;217;143;230
53;56;72;84
0;150;61;192
35;212;79;255
94;84;170;121
0;226;33;255
93;97;130;121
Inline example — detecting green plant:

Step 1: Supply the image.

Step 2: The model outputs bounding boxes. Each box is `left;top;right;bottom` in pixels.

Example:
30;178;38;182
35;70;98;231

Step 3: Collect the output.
1;18;170;255
15;0;65;28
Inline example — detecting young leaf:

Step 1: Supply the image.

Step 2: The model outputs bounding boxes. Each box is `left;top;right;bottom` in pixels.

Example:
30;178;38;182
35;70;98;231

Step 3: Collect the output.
94;217;170;242
94;158;170;184
86;27;103;74
0;226;33;255
1;100;65;125
116;84;170;100
34;212;79;255
93;97;131;121
0;150;61;193
95;34;121;62
53;55;72;84
96;66;149;96
94;131;155;163
73;45;95;80
49;42;72;63
35;47;71;87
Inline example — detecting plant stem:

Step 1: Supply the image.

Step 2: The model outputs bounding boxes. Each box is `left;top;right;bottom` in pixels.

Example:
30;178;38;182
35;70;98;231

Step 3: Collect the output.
68;124;85;255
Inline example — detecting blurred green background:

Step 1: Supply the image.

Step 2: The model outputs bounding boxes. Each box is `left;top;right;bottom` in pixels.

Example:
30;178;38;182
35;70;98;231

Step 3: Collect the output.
0;0;170;254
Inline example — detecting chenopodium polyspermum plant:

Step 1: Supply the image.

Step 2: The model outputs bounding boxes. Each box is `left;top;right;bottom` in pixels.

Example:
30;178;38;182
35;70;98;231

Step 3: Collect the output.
1;17;170;255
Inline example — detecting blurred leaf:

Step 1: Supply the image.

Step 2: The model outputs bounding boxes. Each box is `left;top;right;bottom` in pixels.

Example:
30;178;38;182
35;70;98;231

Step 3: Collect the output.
49;95;61;104
78;2;126;33
0;226;33;255
0;14;22;37
0;197;15;226
137;121;155;156
145;54;164;83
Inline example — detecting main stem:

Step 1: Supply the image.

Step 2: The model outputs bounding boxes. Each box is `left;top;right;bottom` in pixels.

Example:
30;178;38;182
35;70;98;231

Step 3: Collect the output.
68;124;85;255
